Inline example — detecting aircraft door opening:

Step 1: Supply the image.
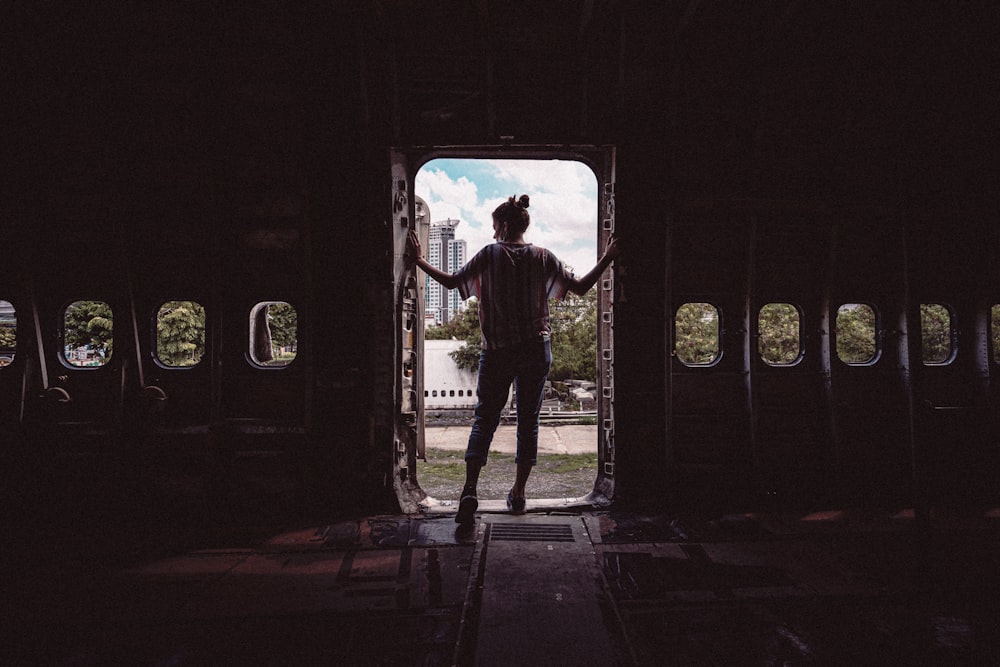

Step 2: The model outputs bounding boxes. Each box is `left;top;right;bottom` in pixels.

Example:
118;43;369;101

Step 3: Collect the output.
389;148;617;514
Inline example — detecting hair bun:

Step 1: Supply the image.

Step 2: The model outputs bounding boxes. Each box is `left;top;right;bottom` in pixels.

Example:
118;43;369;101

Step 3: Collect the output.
517;194;530;209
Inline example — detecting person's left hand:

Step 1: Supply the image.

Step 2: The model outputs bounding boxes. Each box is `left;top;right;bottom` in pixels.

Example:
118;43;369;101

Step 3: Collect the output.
603;235;621;261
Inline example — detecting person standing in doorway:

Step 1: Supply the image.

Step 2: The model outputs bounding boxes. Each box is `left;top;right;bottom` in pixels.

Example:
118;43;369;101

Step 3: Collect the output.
407;195;620;525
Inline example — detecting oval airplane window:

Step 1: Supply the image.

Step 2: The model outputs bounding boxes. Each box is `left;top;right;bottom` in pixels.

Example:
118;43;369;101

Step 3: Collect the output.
156;301;207;367
836;303;878;365
249;301;297;367
0;300;15;368
63;300;113;368
920;303;954;365
675;302;721;365
758;302;801;366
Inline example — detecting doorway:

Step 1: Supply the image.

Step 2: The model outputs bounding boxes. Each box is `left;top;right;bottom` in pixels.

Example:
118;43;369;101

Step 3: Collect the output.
389;148;617;513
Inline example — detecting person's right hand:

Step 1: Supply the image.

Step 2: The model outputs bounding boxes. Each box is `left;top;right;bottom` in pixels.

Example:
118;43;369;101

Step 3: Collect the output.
406;230;422;261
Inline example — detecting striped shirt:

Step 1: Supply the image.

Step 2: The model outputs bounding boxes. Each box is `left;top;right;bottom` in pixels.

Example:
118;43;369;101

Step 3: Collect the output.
455;242;574;350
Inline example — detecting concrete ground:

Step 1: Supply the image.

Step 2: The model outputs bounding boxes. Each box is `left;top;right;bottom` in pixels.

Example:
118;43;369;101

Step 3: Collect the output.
423;422;598;456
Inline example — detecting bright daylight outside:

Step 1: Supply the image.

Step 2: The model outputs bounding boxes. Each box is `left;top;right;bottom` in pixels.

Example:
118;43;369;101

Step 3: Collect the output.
414;158;601;502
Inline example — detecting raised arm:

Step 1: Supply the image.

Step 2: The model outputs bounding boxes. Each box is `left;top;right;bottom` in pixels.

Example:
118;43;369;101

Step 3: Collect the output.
566;235;620;295
407;229;462;290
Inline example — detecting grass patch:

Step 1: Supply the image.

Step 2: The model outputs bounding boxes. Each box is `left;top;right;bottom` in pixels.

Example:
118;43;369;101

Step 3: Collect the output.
418;456;466;483
421;448;594;476
420;449;516;483
538;452;599;473
547;416;598;426
419;448;598;500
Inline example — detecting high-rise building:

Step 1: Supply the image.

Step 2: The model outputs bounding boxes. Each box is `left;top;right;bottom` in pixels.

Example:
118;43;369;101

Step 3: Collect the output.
425;218;468;325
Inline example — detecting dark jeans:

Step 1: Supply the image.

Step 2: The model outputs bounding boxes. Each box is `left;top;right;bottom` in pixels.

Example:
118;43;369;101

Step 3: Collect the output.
465;337;552;467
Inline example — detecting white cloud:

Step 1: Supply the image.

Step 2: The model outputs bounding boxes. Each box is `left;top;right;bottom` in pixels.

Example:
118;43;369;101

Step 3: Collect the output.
486;159;593;198
416;159;600;275
415;168;479;222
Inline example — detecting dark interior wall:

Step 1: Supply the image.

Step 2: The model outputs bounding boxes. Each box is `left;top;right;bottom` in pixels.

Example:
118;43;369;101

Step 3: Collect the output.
4;2;999;521
6;4;397;515
610;3;999;509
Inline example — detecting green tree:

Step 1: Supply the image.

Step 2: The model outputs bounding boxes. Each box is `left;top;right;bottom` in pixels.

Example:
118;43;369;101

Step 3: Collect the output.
0;324;14;367
426;299;481;371
675;302;720;364
426;293;602;382
548;290;597;381
267;302;298;350
156;301;206;366
835;303;876;363
0;300;14;353
992;305;1000;364
920;303;951;363
64;300;114;362
0;326;14;351
758;303;800;365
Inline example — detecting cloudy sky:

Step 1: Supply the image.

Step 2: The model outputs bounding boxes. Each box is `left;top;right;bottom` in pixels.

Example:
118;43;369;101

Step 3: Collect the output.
415;158;599;275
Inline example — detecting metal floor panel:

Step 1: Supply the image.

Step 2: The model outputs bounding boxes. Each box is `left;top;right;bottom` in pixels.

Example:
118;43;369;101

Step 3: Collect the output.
468;516;620;666
489;522;576;542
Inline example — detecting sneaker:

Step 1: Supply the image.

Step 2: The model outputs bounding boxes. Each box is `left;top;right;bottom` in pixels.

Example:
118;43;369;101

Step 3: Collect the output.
456;493;478;525
506;490;526;515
